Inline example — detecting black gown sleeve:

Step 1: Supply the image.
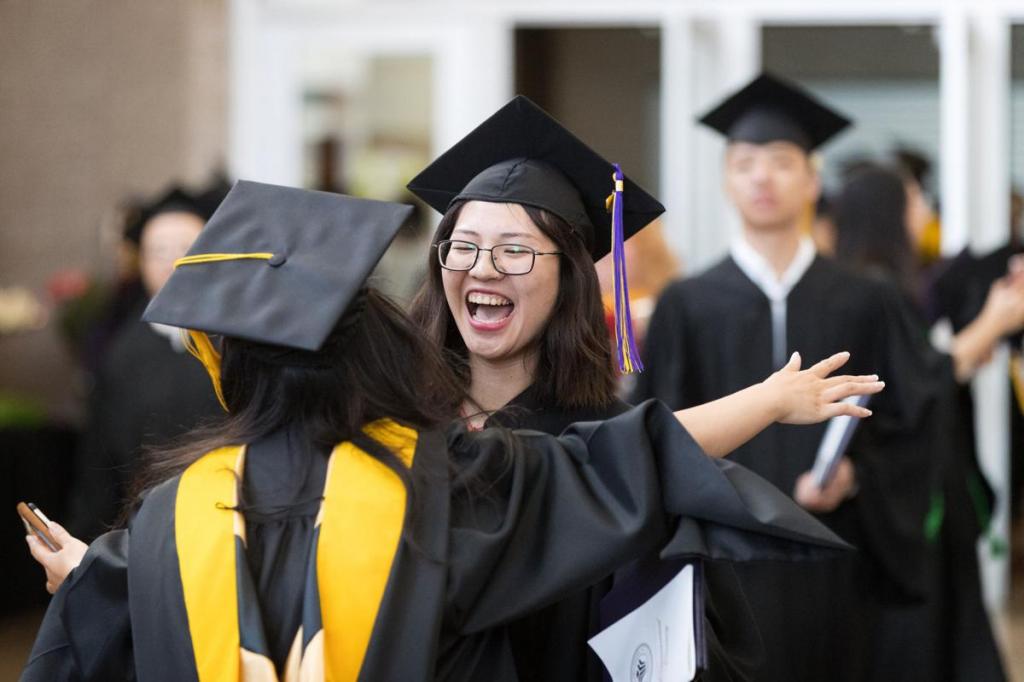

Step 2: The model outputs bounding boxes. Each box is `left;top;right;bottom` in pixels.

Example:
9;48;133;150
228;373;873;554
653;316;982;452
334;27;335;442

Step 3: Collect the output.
21;530;134;682
444;400;850;635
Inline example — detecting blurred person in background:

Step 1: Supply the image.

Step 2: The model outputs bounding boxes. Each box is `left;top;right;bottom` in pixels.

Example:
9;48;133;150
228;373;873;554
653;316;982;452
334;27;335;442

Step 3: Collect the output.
636;73;935;681
936;188;1024;315
68;184;226;541
903;142;1024;594
894;146;943;270
833;163;1020;681
76;198;148;376
926;186;1024;540
76;173;231;377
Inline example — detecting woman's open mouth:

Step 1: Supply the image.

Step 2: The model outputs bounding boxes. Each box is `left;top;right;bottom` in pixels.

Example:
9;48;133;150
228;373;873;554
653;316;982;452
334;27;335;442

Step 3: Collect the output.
466;291;515;330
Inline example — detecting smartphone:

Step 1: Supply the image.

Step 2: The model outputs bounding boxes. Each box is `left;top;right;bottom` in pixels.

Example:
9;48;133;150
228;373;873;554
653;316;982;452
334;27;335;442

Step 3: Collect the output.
17;502;61;552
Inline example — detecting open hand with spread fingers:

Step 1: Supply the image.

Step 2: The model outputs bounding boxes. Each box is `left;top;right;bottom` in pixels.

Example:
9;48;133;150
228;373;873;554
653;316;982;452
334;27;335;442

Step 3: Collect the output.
675;350;884;458
765;351;882;425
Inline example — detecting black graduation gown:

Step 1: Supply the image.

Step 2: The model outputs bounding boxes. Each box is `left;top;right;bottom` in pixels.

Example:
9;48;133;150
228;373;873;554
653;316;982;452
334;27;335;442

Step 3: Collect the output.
69;318;223;540
928;244;1023;522
80;278;148;376
22;402;850;682
486;385;627;682
870;279;1007;682
493;386;762;682
634;256;934;681
926;244;1023;332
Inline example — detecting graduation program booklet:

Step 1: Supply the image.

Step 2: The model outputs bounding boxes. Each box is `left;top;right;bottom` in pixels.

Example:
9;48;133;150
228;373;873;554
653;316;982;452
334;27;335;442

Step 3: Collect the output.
589;562;700;682
811;394;870;488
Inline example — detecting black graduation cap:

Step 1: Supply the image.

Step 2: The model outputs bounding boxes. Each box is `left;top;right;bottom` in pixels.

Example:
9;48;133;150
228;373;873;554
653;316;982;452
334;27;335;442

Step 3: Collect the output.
143;180;413;352
698;73;851;152
406;95;665;262
124;186;208;244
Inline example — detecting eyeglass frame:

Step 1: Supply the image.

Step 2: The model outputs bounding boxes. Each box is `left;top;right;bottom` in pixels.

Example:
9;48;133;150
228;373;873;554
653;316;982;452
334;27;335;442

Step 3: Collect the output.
433;239;563;275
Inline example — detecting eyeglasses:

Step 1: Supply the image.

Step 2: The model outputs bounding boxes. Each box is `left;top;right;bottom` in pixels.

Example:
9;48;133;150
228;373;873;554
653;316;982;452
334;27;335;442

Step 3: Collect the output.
435;239;562;275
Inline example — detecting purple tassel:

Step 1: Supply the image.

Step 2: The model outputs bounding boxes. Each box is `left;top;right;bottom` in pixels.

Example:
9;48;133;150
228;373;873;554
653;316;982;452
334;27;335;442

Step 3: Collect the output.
611;163;643;373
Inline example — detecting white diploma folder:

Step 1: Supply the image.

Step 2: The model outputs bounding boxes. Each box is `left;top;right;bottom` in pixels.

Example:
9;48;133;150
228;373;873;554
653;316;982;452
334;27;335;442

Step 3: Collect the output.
588;563;697;682
811;394;870;488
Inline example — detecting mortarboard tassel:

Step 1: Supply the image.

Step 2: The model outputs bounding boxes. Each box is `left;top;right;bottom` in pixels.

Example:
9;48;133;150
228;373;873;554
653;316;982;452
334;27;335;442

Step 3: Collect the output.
607;163;643;374
182;329;228;411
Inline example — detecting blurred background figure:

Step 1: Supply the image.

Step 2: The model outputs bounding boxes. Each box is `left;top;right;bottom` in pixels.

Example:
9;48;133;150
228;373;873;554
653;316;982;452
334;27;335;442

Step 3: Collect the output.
68;185;226;541
925;181;1024;633
894;146;944;270
73;198;148;377
833;163;1024;681
634;73;939;681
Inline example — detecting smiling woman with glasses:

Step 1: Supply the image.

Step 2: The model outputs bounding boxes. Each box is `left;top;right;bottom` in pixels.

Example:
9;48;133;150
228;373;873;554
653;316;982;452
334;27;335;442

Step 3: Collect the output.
435;238;562;275
406;98;681;678
409;96;678;682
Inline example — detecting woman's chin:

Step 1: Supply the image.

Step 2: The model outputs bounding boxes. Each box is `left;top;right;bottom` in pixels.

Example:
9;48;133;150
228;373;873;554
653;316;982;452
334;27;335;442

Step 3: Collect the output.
463;334;525;365
466;343;515;363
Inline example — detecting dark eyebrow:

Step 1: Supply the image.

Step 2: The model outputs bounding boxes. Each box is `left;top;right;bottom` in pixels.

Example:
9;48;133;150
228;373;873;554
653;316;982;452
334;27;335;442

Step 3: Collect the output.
450;228;538;242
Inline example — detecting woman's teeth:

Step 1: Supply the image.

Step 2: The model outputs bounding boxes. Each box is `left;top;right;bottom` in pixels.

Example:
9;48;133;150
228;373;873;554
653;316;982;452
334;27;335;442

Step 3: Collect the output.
467;292;512;306
466;292;515;323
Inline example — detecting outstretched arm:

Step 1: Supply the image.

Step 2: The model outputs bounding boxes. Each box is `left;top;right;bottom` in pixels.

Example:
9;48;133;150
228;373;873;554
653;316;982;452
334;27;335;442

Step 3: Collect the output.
676;351;883;458
446;401;848;635
949;271;1024;382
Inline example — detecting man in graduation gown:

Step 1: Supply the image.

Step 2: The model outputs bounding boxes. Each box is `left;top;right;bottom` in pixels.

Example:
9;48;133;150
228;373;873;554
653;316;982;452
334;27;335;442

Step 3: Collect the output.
634;74;932;681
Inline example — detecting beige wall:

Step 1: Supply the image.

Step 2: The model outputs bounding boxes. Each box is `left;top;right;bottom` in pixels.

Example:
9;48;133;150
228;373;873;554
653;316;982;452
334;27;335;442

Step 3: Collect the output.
0;0;227;414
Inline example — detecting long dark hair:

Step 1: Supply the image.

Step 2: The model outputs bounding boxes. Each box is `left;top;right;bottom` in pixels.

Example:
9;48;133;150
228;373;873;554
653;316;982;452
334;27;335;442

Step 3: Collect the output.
130;288;463;512
833;164;916;294
409;200;617;410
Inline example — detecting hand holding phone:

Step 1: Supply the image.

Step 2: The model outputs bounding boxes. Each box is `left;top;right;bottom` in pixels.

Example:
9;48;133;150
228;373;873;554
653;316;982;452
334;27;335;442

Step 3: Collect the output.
20;504;88;594
17;502;61;552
